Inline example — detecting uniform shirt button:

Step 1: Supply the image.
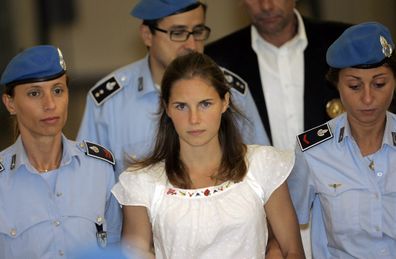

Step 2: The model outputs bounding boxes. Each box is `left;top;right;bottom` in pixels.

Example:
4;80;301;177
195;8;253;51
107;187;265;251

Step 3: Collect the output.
56;192;63;197
53;220;61;227
121;76;126;82
380;248;388;255
59;250;65;256
10;228;17;237
376;172;383;177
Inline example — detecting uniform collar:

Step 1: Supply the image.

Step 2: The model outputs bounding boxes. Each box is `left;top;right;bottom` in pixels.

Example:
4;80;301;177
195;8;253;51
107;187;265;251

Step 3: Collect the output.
10;134;80;175
11;136;28;172
383;112;396;148
336;112;396;149
114;55;158;98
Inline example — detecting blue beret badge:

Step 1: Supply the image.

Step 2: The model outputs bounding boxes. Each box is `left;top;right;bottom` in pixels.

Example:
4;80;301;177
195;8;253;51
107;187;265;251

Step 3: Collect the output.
380;35;393;58
58;48;67;71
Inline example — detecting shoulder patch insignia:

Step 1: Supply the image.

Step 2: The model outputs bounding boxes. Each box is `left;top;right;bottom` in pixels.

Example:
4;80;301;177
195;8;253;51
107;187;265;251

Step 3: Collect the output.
84;141;115;165
297;123;333;152
220;67;247;95
0;162;4;173
90;77;122;106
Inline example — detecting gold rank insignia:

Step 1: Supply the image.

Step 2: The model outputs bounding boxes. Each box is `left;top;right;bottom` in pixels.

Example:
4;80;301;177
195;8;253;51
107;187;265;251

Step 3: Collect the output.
329;183;342;191
89;145;100;154
326;98;344;118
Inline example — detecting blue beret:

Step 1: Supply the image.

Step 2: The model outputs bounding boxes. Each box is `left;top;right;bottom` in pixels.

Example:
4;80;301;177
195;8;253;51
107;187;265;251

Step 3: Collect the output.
0;45;67;87
326;22;394;69
131;0;199;20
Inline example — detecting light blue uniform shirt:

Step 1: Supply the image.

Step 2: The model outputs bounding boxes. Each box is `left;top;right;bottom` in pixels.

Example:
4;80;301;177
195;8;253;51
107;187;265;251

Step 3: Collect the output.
0;136;122;259
288;112;396;258
77;55;269;178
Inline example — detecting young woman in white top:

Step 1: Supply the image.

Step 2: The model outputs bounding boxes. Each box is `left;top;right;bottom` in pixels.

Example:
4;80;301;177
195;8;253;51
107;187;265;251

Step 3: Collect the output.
112;52;304;258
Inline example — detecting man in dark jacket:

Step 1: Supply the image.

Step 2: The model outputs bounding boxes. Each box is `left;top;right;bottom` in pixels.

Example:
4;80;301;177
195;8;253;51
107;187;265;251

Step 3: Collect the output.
205;1;350;258
205;0;350;148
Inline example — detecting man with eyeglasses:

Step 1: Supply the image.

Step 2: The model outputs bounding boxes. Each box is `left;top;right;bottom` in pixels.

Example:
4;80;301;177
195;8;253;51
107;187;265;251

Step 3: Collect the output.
77;0;269;179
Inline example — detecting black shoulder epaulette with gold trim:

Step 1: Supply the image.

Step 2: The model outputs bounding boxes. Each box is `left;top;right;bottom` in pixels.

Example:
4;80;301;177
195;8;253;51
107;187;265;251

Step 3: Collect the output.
220;67;246;95
90;77;122;106
84;141;115;165
297;123;333;151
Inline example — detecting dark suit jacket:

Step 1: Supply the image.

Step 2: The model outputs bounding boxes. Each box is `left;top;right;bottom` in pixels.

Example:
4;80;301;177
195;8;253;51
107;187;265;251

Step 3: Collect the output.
205;17;350;143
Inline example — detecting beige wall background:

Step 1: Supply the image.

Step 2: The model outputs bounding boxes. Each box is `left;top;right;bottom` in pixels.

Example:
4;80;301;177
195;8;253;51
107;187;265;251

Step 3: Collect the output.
8;0;251;79
1;0;396;149
5;0;396;82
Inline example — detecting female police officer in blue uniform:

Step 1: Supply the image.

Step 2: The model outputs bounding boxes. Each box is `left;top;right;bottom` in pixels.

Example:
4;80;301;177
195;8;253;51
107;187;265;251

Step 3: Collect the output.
288;22;396;258
0;45;121;258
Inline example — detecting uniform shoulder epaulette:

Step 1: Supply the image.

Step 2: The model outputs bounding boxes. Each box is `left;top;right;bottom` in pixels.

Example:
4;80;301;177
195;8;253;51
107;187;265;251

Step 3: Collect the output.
90;76;122;106
0;162;4;173
83;141;115;165
297;123;333;152
220;67;247;95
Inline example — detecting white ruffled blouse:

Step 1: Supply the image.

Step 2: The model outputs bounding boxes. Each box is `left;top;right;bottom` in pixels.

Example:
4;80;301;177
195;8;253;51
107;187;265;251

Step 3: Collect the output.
112;145;294;259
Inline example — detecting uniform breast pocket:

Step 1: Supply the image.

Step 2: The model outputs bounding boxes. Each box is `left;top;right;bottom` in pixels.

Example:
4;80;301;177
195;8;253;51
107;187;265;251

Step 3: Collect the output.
384;175;396;237
63;206;107;247
1;214;52;258
318;185;368;235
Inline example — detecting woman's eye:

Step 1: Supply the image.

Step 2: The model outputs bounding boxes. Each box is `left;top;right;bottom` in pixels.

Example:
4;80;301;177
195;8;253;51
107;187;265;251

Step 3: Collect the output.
373;82;386;88
348;84;360;90
200;101;212;109
175;103;186;110
27;90;40;97
53;87;64;95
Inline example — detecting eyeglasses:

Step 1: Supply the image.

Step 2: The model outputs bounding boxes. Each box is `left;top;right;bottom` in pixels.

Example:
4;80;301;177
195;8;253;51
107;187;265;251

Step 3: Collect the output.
149;25;211;42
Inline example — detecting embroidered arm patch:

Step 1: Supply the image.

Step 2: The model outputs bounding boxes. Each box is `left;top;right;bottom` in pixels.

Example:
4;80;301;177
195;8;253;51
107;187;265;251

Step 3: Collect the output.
84;141;115;165
297;123;333;151
90;77;122;106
